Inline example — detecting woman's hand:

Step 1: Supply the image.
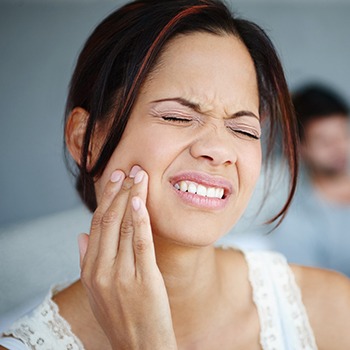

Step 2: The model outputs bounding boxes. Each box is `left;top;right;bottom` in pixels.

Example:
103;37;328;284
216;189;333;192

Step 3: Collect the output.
78;166;177;350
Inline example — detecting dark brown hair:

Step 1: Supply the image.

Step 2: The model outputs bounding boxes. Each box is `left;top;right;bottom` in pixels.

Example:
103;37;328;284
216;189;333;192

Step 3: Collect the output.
64;0;298;226
292;83;349;142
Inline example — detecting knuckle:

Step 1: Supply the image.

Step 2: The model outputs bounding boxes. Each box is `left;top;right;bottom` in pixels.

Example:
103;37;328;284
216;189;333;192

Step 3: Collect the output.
91;211;103;229
120;219;134;238
134;238;149;253
101;209;119;226
91;270;109;290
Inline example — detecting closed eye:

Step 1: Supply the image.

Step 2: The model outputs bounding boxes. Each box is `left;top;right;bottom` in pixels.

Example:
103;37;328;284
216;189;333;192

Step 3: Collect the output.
162;116;192;123
228;127;260;140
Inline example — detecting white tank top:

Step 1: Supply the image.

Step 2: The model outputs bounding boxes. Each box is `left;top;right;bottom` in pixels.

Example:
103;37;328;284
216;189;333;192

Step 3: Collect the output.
244;251;317;349
0;251;318;350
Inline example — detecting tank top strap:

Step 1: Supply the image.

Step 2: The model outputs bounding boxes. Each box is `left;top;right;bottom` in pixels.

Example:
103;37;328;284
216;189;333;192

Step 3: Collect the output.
243;250;318;350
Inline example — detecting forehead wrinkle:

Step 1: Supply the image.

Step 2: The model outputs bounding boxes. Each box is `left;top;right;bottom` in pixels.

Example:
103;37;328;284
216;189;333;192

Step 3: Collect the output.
179;88;216;115
185;88;259;119
143;75;259;121
185;96;259;123
178;89;234;120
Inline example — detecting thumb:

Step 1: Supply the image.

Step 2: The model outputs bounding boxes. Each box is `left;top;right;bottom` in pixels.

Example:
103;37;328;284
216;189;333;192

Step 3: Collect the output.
77;233;89;268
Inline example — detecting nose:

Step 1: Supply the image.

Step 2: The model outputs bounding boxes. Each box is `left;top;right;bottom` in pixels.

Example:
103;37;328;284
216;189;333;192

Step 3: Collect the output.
189;125;236;166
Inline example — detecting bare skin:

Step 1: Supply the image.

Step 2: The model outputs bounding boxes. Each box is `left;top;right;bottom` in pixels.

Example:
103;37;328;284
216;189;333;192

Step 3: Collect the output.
2;231;350;349
293;265;350;350
49;169;350;349
50;171;350;350
53;246;262;349
2;32;350;350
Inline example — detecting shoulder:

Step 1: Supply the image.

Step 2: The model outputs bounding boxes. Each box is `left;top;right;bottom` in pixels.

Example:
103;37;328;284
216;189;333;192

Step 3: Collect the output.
291;264;350;349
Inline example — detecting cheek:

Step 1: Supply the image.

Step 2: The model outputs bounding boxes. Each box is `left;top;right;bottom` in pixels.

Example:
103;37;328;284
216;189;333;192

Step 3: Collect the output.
94;126;181;204
93;134;147;203
239;143;262;186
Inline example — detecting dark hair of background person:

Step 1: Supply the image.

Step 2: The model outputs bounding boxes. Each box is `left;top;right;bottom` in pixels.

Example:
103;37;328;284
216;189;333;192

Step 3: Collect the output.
293;84;350;142
63;0;299;226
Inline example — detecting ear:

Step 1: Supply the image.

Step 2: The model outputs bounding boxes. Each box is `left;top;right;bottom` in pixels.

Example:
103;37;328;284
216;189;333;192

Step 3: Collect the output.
65;107;90;167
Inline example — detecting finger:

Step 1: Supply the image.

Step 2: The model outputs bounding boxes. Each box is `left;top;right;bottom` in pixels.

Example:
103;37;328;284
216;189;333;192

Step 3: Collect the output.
83;170;125;270
116;169;148;270
131;195;157;276
78;233;89;268
96;175;134;267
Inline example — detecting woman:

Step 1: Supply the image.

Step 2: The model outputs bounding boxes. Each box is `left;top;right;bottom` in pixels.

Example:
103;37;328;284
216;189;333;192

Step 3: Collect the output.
1;0;350;349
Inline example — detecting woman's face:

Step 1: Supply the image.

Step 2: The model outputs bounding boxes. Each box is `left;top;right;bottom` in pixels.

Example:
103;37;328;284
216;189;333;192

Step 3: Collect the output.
95;32;261;246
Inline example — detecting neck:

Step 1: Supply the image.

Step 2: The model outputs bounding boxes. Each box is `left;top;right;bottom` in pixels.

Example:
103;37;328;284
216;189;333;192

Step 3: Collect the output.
151;237;253;345
154;235;219;291
153;236;223;336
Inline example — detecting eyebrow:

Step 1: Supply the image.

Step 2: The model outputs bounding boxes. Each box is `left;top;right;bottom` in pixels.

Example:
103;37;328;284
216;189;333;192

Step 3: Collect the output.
151;97;259;120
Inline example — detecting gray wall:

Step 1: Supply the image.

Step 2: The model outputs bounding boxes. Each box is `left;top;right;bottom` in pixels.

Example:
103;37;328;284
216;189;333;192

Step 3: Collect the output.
1;0;349;227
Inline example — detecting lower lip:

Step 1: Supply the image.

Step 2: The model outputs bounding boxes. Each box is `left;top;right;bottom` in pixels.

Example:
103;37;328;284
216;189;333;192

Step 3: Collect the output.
171;185;229;210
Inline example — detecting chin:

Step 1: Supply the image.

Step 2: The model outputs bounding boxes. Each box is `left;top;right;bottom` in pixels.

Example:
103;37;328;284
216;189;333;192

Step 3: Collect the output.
150;213;237;248
146;191;247;248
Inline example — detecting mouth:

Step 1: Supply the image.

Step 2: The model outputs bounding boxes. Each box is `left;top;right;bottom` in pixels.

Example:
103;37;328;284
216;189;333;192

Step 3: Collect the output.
173;181;225;199
169;172;232;209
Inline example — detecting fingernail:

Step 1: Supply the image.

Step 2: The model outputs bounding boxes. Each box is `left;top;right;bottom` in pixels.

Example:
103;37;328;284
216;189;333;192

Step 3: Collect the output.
110;170;123;183
129;165;142;178
132;196;141;211
134;170;144;184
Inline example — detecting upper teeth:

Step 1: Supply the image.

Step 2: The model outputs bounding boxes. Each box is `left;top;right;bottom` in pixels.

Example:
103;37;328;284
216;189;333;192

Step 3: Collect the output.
174;181;224;199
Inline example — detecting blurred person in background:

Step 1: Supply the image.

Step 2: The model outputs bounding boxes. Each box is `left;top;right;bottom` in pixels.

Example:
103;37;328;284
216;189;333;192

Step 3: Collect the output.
269;83;350;276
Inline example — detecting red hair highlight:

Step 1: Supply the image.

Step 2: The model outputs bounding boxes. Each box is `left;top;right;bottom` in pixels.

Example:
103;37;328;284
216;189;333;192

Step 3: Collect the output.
121;5;209;118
